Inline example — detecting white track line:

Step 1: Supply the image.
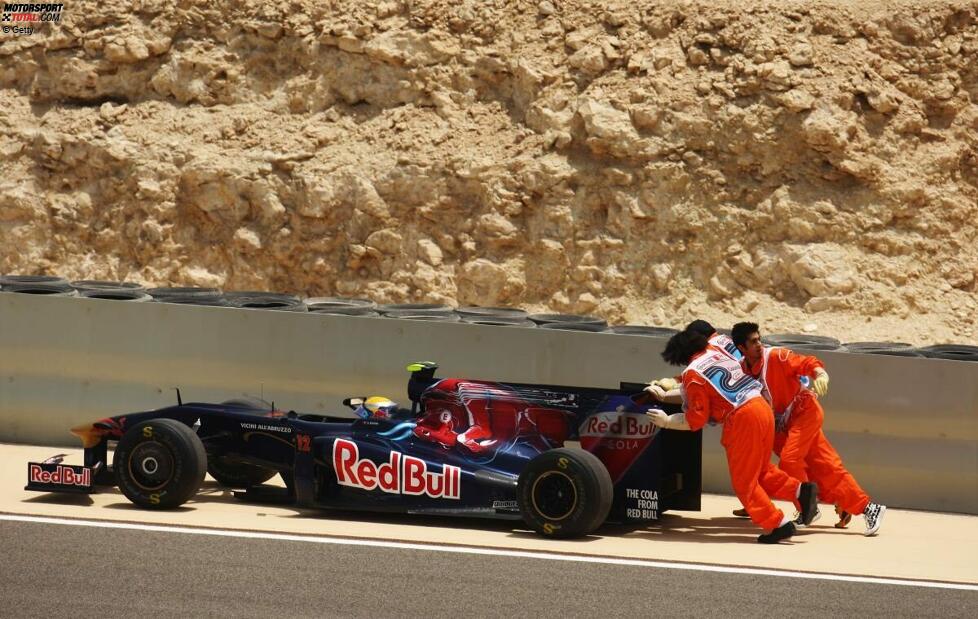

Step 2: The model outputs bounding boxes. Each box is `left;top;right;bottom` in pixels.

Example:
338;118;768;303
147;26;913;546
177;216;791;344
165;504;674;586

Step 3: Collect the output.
2;513;976;592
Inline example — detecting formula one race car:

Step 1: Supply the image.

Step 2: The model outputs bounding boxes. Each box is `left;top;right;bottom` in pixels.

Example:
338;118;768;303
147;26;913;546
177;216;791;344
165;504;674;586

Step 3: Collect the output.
26;362;701;538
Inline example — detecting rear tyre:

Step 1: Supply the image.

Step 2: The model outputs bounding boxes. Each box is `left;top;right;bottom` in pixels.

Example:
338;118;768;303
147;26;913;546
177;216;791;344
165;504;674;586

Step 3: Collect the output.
518;448;613;538
207;456;277;488
113;418;207;509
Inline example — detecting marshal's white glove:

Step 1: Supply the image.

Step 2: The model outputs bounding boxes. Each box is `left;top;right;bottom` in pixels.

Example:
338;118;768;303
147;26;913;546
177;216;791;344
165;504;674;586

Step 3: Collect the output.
644;384;668;400
648;377;679;391
646;408;691;431
644;383;684;405
812;368;830;397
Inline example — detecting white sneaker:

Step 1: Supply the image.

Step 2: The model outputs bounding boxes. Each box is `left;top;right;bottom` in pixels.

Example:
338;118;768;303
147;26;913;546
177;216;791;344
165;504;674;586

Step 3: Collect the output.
793;508;821;528
863;502;886;536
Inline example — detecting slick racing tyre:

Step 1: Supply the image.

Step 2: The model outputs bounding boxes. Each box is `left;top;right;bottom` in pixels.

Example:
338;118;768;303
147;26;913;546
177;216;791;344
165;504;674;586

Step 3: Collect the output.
113;418;207;509
518;448;613;538
207;456;277;488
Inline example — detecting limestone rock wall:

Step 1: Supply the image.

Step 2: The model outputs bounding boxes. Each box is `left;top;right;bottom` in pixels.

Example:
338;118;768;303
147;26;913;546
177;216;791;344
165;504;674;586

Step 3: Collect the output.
1;0;976;344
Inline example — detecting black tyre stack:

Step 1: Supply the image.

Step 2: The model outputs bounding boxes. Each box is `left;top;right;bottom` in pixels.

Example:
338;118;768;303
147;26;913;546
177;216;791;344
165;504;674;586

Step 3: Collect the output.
0;275;76;296
529;313;608;332
762;333;846;352
609;325;679;337
457;306;535;327
377;303;458;321
305;297;378;316
147;287;229;306
843;341;922;357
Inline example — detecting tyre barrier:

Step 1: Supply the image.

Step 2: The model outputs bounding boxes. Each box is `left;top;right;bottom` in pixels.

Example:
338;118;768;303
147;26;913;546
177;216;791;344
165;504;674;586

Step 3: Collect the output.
303;296;376;310
915;344;978;362
762;333;844;351
147;287;223;301
8;275;978;360
527;313;607;327
460;315;536;327
376;303;455;316
226;294;307;312
0;274;70;288
384;312;461;322
462;318;537;327
610;325;679;337
79;289;154;302
161;295;232;307
843;342;923;357
538;322;608;332
223;291;300;302
71;280;145;293
308;306;380;317
0;283;77;296
456;306;528;319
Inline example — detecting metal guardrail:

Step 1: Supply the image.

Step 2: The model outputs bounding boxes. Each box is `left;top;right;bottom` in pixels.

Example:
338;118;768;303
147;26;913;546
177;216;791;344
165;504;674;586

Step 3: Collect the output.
1;293;975;513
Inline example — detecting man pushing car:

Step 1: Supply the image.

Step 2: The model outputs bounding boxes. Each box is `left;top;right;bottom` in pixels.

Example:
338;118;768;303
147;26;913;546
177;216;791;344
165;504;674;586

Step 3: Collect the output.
730;321;886;536
645;328;818;543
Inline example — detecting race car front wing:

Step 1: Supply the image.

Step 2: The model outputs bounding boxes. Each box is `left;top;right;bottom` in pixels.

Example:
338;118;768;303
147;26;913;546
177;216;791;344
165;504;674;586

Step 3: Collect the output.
25;454;102;494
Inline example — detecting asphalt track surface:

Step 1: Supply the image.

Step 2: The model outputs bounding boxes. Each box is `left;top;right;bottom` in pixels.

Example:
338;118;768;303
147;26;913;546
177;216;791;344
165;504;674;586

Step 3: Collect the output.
3;443;977;617
1;518;976;619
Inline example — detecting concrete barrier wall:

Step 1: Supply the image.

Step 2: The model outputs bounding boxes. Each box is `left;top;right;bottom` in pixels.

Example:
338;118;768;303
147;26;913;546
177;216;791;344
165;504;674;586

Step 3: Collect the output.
1;293;975;513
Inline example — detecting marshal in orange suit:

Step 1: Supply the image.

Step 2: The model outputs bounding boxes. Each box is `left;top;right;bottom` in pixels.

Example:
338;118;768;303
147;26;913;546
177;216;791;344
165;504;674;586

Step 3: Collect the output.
731;322;886;536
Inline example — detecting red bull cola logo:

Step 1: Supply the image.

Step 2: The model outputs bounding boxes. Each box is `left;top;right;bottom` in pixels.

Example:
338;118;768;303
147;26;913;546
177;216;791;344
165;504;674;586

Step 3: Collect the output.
579;411;657;483
332;438;460;499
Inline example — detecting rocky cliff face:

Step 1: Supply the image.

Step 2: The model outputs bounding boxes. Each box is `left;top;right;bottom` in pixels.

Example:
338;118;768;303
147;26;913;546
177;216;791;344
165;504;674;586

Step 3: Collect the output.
1;0;976;344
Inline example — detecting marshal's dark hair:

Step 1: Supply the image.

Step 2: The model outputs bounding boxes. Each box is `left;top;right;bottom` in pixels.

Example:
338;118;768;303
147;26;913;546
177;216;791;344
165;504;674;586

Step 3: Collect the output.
731;321;760;348
661;330;709;366
685;319;715;338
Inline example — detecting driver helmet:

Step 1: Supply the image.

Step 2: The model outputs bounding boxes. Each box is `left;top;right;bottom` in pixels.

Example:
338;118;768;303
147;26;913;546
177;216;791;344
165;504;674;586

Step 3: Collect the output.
355;396;398;420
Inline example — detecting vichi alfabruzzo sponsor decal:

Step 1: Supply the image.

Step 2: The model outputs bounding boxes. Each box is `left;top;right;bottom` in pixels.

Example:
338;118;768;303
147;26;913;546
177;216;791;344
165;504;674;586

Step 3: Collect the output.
29;464;92;487
240;422;292;433
332;438;460;499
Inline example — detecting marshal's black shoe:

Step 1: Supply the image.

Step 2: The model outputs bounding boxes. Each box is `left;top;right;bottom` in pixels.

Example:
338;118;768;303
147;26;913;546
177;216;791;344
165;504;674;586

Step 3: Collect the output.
732;508;750;518
799;482;819;525
792;507;821;528
757;521;796;544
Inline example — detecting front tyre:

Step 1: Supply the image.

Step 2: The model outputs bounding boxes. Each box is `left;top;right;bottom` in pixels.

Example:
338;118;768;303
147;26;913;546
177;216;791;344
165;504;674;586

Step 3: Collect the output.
113;418;207;509
517;448;613;538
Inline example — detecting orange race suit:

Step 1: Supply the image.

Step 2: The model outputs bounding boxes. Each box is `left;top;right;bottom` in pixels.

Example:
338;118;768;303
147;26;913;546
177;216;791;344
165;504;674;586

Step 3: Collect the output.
708;332;743;362
745;346;870;516
682;348;799;531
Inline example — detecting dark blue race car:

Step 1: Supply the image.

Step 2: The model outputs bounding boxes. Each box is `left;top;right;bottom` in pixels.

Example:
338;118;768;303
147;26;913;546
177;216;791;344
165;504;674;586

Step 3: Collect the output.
26;362;701;538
